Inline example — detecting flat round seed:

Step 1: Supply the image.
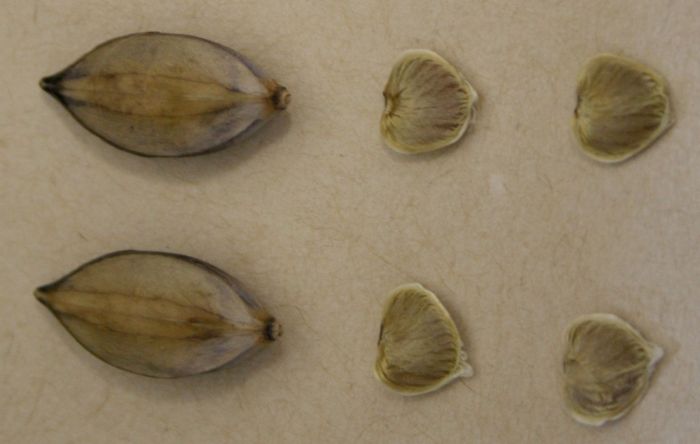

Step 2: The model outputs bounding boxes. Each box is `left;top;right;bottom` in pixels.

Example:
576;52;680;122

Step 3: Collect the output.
573;54;672;163
380;49;478;154
375;283;473;395
562;313;663;426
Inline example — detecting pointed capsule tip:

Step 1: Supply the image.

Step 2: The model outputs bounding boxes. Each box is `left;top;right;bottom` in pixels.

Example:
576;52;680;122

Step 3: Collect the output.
39;77;53;91
34;286;50;304
39;73;64;98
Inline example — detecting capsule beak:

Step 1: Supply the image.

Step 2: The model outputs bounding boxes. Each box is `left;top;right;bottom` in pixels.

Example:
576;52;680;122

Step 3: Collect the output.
39;73;65;101
264;317;282;341
34;287;48;303
264;78;290;111
272;85;290;111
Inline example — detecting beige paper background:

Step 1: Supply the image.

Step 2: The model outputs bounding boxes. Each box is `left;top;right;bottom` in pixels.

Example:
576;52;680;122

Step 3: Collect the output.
1;1;699;442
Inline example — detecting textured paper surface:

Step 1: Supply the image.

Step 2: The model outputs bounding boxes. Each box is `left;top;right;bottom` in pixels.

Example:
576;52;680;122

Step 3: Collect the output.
1;1;699;443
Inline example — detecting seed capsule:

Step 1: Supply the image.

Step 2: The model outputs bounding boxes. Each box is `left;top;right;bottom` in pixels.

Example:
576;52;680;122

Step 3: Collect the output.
35;250;281;377
563;314;663;426
40;32;290;157
374;283;473;395
380;49;478;154
573;54;672;163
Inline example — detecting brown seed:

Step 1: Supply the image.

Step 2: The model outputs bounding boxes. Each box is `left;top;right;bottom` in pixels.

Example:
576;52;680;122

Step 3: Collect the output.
41;32;290;157
35;250;281;377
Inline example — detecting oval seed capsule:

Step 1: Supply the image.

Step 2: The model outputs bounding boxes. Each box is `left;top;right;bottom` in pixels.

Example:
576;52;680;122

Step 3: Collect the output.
35;250;281;377
563;314;663;426
573;54;672;163
380;49;478;154
374;283;473;395
40;32;290;157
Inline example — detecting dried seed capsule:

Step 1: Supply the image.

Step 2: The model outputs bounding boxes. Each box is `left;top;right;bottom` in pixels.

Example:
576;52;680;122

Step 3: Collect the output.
40;32;290;157
374;283;473;395
563;314;663;426
380;49;478;154
573;54;672;163
35;250;281;377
